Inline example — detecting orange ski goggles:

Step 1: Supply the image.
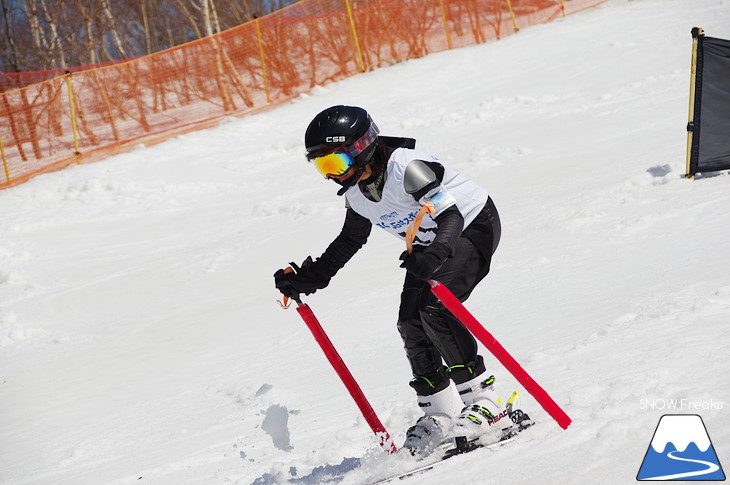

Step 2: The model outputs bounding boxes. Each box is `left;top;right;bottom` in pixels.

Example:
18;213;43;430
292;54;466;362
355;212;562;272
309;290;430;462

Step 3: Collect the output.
312;148;355;179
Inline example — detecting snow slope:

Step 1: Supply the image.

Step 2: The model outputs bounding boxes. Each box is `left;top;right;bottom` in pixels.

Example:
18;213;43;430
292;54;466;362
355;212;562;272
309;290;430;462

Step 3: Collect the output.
1;0;729;484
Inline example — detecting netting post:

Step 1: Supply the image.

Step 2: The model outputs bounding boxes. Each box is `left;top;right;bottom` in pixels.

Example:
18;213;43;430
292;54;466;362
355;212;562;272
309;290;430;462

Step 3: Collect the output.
438;0;453;50
558;0;566;18
686;27;703;178
64;73;82;165
505;0;519;33
255;18;272;104
344;0;366;72
1;136;10;184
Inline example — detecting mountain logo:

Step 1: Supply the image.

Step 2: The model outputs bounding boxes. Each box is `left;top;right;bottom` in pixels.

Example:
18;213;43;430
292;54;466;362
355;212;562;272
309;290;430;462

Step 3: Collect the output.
637;414;725;481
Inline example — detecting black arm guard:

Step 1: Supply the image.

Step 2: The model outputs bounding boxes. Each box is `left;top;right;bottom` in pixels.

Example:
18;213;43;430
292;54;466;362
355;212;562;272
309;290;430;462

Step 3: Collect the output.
312;208;372;278
432;206;464;255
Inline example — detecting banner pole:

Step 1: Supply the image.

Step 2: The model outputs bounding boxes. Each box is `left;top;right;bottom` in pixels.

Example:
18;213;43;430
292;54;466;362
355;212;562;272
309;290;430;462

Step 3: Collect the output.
685;27;703;178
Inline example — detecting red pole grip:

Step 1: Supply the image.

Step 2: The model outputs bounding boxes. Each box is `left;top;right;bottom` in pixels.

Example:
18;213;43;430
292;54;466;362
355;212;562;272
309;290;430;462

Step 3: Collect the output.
296;303;397;453
430;281;572;430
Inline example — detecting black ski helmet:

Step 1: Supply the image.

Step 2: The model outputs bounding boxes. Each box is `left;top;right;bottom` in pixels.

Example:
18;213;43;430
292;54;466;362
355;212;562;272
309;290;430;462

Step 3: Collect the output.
305;106;380;195
305;105;379;164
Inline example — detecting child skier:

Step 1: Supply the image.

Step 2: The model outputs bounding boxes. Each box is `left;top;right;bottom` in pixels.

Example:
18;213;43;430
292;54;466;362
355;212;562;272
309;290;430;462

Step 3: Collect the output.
274;105;524;455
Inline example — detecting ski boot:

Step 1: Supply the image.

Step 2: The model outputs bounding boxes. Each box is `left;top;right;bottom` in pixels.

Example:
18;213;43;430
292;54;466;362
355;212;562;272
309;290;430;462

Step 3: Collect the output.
451;372;512;446
402;382;461;457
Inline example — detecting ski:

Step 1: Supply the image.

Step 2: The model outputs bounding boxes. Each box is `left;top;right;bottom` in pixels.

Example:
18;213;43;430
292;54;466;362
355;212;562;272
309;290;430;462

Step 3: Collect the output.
370;406;534;484
369;434;519;484
282;393;532;484
282;424;530;485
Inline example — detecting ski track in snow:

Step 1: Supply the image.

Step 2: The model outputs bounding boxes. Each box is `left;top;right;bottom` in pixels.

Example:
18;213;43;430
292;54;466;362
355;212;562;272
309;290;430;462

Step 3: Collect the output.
2;0;730;484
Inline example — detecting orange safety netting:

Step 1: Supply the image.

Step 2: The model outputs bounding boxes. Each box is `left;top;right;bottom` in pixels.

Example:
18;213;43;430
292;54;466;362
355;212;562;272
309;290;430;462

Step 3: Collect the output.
0;0;606;189
0;59;136;93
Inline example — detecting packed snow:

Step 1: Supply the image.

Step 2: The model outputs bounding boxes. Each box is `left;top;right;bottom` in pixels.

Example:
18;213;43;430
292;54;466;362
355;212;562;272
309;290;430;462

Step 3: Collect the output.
1;0;729;484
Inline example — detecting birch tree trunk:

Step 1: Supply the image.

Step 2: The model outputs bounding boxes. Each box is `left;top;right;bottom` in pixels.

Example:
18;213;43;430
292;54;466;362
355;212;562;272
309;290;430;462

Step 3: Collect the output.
139;0;153;55
38;0;67;68
201;0;213;37
22;0;50;67
75;0;97;64
100;0;128;58
210;0;222;35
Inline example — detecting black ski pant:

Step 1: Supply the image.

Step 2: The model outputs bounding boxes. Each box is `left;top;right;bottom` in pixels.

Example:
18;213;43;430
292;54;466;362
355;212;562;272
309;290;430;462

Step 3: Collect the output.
397;198;500;396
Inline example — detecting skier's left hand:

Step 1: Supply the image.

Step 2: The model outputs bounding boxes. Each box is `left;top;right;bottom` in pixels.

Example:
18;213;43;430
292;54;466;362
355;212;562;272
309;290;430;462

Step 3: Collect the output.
399;242;451;281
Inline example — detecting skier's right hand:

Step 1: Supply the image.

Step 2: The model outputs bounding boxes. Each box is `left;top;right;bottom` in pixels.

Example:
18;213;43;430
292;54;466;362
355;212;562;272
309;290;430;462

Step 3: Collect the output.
274;256;331;299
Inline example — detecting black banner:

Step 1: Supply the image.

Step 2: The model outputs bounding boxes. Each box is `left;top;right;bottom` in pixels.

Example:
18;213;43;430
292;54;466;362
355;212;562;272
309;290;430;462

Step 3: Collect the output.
688;31;730;176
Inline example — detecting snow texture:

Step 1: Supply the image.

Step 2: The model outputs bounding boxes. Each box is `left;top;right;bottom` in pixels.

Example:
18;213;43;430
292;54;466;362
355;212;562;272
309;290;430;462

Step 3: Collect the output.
1;0;729;484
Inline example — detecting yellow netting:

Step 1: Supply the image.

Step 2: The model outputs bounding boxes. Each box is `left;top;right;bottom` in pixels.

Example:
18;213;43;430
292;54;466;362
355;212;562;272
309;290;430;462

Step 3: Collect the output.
0;0;606;189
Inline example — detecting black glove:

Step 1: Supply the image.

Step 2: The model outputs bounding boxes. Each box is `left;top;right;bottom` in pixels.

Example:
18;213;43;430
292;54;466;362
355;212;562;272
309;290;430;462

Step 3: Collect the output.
274;256;331;300
399;242;451;281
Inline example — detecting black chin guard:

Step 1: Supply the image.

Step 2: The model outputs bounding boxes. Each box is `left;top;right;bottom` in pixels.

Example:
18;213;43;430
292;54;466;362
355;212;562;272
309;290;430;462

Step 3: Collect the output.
336;165;366;196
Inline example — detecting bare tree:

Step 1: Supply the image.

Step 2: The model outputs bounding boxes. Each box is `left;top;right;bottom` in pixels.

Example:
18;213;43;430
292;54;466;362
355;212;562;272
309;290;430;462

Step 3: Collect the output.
201;0;213;37
0;0;299;77
100;0;127;59
21;0;50;67
174;0;202;39
134;0;154;55
37;0;67;68
0;0;22;71
73;0;98;65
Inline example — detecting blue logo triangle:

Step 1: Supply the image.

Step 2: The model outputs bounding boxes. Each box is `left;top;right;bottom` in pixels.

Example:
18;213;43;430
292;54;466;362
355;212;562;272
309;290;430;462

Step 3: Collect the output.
637;414;725;481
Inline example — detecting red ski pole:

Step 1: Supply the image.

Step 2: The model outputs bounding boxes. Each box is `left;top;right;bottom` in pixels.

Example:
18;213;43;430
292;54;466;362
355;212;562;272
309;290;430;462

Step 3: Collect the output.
429;281;572;430
278;280;396;453
295;302;397;453
404;205;571;430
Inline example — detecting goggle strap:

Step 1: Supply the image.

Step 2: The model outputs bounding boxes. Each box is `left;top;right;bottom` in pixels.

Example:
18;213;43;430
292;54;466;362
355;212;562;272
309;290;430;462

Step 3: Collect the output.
347;118;379;158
